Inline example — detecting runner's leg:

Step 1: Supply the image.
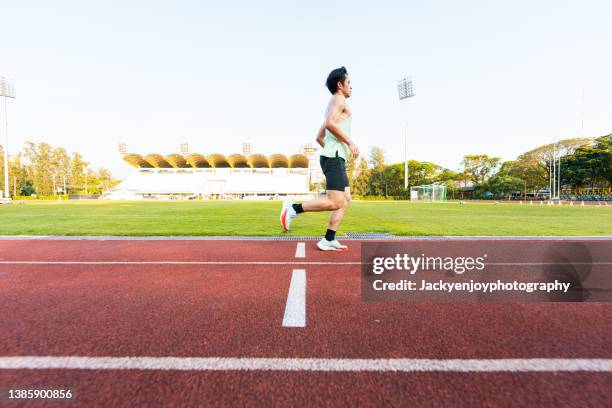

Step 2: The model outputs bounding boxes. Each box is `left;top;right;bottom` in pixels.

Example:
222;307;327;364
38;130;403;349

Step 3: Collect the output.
328;187;351;230
302;190;345;212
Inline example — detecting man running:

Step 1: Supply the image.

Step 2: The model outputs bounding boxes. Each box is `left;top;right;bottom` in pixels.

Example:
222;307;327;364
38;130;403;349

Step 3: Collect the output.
280;66;359;251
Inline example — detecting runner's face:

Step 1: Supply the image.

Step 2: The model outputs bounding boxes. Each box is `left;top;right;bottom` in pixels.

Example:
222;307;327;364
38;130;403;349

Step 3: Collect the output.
338;77;351;98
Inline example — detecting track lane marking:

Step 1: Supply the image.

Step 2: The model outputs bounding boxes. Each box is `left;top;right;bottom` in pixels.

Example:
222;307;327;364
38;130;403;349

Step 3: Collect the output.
0;235;610;240
295;242;305;258
282;269;306;327
0;261;360;265
0;261;610;265
1;357;611;372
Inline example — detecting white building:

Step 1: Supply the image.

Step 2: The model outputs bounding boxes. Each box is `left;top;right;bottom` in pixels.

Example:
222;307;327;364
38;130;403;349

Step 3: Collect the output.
299;143;324;185
107;152;313;200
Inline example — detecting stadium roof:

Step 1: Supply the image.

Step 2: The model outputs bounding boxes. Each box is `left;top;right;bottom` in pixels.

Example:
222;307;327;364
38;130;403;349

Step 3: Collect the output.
123;153;309;169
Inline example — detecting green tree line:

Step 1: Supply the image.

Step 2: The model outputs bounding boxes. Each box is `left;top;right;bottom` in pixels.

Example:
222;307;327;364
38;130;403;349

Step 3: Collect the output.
0;142;119;197
3;134;609;199
346;133;611;199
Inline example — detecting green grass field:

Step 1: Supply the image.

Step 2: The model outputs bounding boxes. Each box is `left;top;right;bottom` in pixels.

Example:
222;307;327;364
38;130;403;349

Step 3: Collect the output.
0;200;610;236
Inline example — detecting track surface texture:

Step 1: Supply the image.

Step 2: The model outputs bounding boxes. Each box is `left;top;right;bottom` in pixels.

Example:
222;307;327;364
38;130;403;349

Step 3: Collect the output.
0;238;611;407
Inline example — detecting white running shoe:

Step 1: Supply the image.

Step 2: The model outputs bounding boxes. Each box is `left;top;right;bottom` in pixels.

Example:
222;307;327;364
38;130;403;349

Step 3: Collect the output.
280;198;297;232
317;238;348;251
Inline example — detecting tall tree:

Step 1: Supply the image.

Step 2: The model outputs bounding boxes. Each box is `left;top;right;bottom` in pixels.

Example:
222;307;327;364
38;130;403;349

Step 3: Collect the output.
346;153;357;187
368;147;387;196
7;141;116;197
513;137;592;191
435;168;461;199
498;159;543;194
561;142;612;189
594;134;611;150
369;147;385;170
480;174;525;198
351;158;370;197
9;153;29;197
382;163;404;196
51;147;71;193
70;152;88;193
96;167;117;192
461;154;501;185
407;160;443;186
23;142;55;196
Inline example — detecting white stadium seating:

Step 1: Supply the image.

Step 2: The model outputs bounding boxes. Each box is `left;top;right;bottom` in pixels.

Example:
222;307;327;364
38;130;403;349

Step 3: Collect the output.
108;152;314;200
108;168;311;200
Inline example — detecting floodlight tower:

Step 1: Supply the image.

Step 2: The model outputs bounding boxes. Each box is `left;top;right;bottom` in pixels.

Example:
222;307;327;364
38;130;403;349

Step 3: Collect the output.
549;139;562;200
548;141;555;200
557;147;561;200
397;77;414;190
548;142;552;200
1;77;16;199
556;140;562;200
552;140;556;200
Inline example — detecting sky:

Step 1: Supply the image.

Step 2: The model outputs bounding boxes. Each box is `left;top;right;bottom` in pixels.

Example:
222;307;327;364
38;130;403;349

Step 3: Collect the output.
1;0;611;179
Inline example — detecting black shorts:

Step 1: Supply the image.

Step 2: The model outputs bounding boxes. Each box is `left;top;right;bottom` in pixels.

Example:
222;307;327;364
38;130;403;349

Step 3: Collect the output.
320;155;349;192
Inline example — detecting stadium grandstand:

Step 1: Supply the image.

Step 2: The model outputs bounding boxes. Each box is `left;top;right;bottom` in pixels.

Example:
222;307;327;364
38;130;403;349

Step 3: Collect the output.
560;187;612;202
107;151;314;200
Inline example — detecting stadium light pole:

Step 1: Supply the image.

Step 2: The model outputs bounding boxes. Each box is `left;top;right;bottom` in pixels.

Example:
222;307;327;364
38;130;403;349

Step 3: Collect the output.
557;154;561;200
1;77;16;199
552;140;556;200
397;77;414;191
548;148;552;200
557;142;560;199
553;140;563;200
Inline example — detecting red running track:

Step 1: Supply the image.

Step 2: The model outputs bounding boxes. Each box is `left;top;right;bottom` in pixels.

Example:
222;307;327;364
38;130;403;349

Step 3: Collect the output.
0;238;611;407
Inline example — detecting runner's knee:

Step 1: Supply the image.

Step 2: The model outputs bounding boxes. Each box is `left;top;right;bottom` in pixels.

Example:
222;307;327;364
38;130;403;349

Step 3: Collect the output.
329;197;343;210
344;195;351;208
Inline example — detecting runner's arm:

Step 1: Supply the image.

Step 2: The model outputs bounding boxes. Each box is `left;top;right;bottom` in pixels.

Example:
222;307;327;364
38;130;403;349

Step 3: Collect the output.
324;97;352;145
315;124;325;147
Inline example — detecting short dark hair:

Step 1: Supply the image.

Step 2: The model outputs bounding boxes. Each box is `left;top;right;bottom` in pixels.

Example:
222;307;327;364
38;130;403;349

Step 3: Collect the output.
325;66;348;94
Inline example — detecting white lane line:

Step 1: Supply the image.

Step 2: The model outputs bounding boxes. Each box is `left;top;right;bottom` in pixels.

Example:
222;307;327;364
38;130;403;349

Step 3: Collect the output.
0;357;611;372
0;261;359;265
282;269;306;328
0;261;610;266
0;235;610;241
295;242;305;258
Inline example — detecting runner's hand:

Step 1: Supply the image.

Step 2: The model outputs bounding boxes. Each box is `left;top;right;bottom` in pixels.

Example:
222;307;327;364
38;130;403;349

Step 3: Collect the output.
349;142;360;158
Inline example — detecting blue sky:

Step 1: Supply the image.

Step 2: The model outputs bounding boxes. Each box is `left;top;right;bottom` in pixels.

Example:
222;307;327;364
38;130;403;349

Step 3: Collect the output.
1;0;611;178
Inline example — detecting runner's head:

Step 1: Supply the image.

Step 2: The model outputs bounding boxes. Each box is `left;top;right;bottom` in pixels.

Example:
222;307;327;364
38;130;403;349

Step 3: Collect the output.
326;66;351;98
